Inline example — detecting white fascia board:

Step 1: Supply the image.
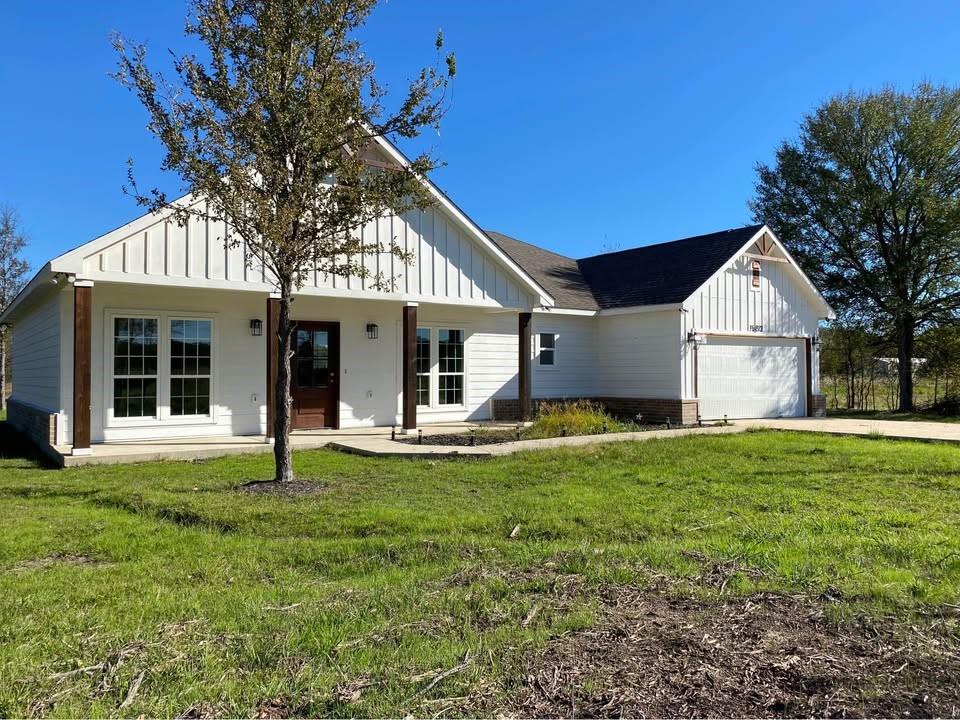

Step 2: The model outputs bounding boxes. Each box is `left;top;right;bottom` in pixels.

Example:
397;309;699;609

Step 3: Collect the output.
534;306;597;316
0;264;55;324
372;135;555;308
681;225;836;320
534;303;683;316
598;303;682;316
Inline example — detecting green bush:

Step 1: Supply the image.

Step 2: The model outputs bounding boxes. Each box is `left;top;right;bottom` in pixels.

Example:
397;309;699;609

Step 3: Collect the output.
526;400;630;439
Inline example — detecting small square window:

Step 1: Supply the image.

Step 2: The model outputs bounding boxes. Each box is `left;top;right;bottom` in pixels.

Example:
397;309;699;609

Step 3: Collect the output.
539;333;556;366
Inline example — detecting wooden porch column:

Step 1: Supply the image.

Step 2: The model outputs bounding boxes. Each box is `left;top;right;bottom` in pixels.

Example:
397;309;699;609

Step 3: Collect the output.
518;311;532;421
402;303;417;430
72;281;93;454
265;297;280;440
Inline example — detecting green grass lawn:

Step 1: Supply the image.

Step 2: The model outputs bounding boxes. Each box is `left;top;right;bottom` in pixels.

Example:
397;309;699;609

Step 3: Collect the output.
1;425;960;716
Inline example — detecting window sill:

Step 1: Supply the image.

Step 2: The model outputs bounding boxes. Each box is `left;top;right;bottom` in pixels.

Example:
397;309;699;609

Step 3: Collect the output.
105;416;216;429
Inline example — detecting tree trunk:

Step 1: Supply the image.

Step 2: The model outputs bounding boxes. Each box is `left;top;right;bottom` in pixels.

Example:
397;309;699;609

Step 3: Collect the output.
0;329;6;412
272;279;295;482
895;312;915;412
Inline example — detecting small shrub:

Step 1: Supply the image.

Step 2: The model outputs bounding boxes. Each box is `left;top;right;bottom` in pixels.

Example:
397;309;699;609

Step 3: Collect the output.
927;394;960;417
526;400;625;439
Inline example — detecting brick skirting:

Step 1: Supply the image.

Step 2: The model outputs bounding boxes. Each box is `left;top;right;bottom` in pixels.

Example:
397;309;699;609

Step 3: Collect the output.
6;398;58;450
491;397;700;425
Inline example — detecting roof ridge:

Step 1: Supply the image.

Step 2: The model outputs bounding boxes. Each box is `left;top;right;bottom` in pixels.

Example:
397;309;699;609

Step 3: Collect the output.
576;224;765;263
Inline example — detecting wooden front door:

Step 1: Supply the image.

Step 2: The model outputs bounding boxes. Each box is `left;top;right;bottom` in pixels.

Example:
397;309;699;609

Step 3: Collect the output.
291;321;339;429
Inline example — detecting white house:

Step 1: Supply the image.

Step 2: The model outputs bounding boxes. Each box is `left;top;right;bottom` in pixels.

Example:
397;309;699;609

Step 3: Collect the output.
1;136;834;459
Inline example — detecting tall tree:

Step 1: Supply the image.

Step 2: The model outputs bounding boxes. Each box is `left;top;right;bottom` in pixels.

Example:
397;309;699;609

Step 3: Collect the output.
114;0;455;482
0;206;30;412
751;84;960;411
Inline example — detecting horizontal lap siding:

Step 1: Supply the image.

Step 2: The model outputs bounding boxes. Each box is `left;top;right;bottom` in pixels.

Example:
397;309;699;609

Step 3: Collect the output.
10;291;61;412
467;313;519;415
597;311;681;399
80;203;531;310
531;315;598;397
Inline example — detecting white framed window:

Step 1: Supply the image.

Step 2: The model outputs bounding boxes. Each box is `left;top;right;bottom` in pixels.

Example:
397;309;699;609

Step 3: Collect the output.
415;328;431;407
169;318;213;417
105;309;217;428
414;326;466;409
538;332;557;366
112;317;159;419
437;329;464;405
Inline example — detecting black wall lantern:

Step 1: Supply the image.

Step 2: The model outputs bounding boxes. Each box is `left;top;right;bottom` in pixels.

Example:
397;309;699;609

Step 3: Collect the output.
366;323;379;340
250;319;263;336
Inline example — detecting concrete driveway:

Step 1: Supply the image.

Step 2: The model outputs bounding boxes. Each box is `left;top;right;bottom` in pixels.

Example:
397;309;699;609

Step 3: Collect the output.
737;417;960;444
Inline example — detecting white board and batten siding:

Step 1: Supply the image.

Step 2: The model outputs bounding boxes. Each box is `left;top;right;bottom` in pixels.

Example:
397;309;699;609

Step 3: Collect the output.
681;251;824;418
74;202;533;310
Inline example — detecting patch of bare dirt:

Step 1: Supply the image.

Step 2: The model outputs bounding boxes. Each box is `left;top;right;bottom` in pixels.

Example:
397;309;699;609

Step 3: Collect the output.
236;479;327;497
12;553;109;571
492;587;960;718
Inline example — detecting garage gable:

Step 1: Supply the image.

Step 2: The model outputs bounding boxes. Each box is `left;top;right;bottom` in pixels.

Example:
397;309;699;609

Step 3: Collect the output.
682;225;834;332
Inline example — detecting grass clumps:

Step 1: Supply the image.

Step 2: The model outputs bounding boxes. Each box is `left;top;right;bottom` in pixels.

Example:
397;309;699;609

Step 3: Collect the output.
525;400;637;439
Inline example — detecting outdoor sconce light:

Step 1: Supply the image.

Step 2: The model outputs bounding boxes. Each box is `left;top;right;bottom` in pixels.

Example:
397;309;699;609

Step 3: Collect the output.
687;330;706;345
366;323;379;340
250;319;263;337
811;335;822;349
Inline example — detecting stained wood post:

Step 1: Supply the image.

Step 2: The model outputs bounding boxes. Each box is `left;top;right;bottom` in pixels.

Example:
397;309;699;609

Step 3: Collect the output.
72;281;93;453
402;304;417;430
265;297;280;439
518;311;532;421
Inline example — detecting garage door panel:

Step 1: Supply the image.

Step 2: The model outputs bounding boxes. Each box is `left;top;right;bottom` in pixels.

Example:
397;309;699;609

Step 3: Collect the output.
698;337;805;419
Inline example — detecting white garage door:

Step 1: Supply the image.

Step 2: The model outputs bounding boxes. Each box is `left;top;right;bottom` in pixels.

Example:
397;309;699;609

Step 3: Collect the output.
697;337;806;420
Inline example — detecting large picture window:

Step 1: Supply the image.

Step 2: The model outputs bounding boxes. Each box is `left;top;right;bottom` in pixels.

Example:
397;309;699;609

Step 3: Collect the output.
170;319;212;416
112;317;158;418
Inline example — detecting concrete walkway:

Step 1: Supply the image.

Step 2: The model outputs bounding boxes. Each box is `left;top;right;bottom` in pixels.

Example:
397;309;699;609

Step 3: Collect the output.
55;422;507;467
738;417;960;444
46;416;959;468
328;424;747;457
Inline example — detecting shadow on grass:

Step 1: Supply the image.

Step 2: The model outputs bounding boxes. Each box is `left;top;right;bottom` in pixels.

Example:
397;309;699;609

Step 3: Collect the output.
0;420;59;471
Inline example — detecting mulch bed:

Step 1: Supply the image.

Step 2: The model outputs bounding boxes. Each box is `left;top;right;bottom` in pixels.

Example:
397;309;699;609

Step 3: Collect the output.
490;586;960;718
235;480;328;497
398;425;699;447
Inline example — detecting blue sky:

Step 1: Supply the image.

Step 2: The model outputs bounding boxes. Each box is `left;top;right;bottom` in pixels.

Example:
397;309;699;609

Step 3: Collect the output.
2;1;960;270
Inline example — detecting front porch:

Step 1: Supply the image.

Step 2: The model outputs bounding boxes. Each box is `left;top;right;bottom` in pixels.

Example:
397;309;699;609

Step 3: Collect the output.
53;421;509;467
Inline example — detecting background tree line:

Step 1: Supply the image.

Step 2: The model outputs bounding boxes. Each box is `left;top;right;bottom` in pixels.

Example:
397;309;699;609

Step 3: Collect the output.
820;324;960;413
753;84;960;413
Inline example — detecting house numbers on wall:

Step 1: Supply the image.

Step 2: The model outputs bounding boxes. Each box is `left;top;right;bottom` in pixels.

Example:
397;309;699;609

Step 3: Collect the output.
749;324;764;333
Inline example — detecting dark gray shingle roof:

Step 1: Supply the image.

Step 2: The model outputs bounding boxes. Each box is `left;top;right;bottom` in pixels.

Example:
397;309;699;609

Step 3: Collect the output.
488;224;764;311
487;231;600;311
